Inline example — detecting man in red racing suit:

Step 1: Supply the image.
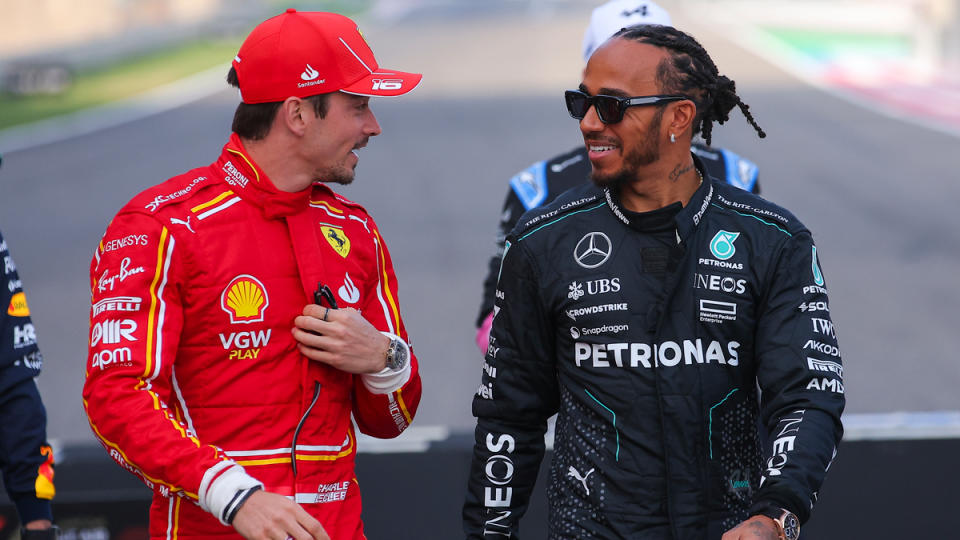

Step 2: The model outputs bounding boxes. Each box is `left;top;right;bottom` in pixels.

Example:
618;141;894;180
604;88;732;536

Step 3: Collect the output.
83;10;422;540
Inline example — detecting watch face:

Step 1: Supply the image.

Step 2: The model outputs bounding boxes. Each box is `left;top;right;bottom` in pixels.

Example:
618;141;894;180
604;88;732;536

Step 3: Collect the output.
782;513;800;540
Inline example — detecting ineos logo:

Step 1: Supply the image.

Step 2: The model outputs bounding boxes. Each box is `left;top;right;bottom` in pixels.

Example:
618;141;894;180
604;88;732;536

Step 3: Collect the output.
574;232;612;269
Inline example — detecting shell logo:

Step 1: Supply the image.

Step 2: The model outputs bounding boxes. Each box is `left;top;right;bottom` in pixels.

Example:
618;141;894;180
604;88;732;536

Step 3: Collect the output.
7;292;30;317
220;275;269;324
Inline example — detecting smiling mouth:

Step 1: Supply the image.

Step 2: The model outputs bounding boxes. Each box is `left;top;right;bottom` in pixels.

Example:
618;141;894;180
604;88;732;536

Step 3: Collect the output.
589;144;616;152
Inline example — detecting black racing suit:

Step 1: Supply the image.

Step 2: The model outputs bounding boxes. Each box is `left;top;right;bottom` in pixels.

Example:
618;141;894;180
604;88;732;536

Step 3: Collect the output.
0;229;55;525
464;161;843;539
476;143;760;333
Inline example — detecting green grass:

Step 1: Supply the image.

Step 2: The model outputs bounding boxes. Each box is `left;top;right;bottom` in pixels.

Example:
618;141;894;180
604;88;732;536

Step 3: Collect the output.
269;0;373;17
0;3;375;131
763;28;911;62
0;38;241;130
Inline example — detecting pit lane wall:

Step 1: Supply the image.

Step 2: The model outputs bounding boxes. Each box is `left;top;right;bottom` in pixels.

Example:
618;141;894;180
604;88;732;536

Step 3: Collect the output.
1;413;955;538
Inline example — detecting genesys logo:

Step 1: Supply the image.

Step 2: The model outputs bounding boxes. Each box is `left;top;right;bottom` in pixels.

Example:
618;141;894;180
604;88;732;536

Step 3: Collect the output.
221;275;269;324
102;234;148;253
7;291;30;317
93;296;142;317
91;319;138;346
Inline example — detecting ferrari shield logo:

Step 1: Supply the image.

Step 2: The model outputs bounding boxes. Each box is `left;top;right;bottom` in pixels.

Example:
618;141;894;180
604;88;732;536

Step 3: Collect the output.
322;226;351;258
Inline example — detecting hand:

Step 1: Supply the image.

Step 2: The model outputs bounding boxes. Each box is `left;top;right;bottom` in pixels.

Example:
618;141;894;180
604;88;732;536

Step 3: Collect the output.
722;515;780;540
232;490;329;540
23;520;53;530
292;305;390;374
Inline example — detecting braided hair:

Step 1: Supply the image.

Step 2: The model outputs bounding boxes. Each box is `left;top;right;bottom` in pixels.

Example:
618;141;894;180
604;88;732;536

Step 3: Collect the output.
612;25;765;146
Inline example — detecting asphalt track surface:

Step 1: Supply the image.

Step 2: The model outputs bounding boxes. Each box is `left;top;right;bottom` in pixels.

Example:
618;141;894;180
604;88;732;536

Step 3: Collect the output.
0;2;957;449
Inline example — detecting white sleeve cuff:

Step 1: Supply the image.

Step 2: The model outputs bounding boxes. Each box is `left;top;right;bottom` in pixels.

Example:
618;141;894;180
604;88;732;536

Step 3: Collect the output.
361;333;412;394
198;461;263;525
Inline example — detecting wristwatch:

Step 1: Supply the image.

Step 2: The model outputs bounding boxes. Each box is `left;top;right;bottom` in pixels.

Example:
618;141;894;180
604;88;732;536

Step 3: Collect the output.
384;335;409;371
757;506;800;540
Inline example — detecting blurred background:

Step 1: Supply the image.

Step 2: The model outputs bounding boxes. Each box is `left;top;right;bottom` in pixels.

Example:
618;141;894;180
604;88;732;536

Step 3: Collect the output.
1;0;958;537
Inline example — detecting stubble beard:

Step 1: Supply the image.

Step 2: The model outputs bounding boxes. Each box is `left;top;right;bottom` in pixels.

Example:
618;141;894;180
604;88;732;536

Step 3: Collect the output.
317;164;356;185
589;108;664;190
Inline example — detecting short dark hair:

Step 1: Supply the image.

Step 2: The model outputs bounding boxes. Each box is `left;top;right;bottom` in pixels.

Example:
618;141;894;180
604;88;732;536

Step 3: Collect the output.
612;25;765;146
226;67;330;140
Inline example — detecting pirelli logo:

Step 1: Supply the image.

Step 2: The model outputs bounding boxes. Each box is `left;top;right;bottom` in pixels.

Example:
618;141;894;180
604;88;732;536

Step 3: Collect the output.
807;358;843;378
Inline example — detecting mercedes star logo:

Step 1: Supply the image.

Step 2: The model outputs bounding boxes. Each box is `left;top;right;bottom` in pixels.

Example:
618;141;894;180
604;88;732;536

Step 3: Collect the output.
574;232;612;269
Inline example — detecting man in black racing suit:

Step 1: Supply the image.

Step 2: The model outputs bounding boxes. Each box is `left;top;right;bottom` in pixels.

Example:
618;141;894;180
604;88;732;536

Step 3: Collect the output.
0;154;57;538
463;25;843;539
475;143;759;350
474;0;760;350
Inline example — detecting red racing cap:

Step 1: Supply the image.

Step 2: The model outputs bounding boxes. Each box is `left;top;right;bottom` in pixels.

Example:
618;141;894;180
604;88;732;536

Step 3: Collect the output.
232;9;422;103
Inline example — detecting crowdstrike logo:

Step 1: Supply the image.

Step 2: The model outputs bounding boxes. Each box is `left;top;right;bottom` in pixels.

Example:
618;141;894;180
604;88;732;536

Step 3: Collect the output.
301;64;320;81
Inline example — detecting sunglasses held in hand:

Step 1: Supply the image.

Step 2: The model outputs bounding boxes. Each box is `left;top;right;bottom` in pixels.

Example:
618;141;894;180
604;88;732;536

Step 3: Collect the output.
565;89;690;124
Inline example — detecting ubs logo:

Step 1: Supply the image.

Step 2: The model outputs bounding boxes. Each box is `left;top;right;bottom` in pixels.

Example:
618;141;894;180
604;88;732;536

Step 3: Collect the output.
574;232;612;269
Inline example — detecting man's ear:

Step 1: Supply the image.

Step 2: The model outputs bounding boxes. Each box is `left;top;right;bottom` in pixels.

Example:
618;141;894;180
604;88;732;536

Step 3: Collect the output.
278;97;309;137
668;99;697;137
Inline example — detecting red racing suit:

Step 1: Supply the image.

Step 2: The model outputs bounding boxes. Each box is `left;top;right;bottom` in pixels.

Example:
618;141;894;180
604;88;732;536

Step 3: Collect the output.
83;133;421;539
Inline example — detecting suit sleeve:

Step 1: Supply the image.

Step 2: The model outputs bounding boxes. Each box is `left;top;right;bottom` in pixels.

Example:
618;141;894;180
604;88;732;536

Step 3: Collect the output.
350;223;422;439
0;231;54;523
477;188;527;329
83;212;260;521
751;231;845;523
464;239;559;539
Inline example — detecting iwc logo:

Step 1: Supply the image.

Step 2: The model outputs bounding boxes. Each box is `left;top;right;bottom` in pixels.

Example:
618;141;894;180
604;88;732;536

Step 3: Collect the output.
574;232;612;269
709;230;740;261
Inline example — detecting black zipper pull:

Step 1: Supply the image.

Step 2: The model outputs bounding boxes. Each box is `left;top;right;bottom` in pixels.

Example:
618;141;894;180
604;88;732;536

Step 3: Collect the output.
291;381;321;477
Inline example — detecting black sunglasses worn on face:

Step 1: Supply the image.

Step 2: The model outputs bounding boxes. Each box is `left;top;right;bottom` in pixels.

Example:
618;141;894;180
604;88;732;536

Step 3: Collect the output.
565;90;689;124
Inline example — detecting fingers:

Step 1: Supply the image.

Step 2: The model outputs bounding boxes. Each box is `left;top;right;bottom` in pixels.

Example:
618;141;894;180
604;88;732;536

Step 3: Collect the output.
295;505;330;540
